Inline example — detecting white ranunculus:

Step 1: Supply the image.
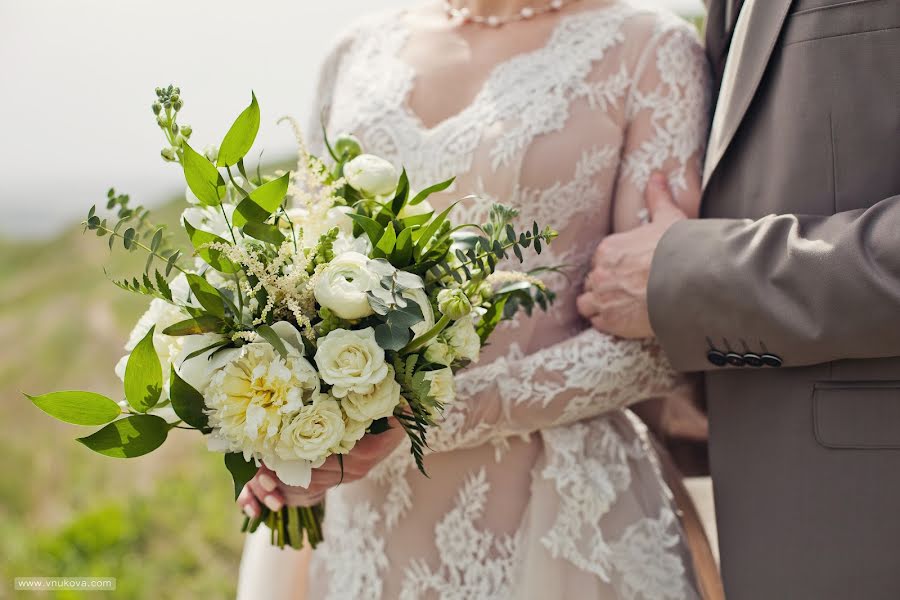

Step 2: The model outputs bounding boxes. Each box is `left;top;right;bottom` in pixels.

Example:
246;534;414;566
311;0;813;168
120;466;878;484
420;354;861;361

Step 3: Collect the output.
398;199;434;219
342;365;401;422
314;327;389;398
274;397;345;464
204;341;321;458
445;316;481;363
314;252;380;320
332;233;372;257
425;368;455;408
403;287;435;338
344;154;399;197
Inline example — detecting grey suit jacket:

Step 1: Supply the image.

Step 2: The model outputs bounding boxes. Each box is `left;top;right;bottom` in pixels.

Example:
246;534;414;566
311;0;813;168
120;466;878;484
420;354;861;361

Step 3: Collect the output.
647;0;900;597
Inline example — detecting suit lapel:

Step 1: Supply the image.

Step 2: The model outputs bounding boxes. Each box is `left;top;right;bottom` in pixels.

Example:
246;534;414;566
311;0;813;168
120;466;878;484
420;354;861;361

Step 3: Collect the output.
702;0;793;189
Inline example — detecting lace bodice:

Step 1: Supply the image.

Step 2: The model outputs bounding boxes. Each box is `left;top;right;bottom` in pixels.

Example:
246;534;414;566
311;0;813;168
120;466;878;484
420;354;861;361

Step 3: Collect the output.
238;2;710;599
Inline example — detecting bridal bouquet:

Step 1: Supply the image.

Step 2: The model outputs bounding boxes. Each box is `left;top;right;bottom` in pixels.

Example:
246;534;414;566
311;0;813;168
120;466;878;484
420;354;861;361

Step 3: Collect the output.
27;85;557;549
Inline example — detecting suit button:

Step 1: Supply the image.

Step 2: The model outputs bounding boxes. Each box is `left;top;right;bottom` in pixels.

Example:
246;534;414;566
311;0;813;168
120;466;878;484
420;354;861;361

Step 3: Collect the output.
725;352;745;366
707;350;727;367
742;353;764;367
761;353;782;367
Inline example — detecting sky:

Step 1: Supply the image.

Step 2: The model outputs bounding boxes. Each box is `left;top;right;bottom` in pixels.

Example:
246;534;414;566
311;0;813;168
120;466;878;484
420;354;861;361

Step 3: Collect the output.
0;0;703;239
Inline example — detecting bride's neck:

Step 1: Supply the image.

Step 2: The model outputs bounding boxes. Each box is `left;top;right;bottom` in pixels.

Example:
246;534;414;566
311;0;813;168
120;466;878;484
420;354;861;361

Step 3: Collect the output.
450;0;550;19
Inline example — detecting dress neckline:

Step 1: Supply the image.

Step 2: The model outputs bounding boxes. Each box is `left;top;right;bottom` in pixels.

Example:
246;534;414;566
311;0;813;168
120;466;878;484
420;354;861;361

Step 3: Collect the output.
392;2;622;135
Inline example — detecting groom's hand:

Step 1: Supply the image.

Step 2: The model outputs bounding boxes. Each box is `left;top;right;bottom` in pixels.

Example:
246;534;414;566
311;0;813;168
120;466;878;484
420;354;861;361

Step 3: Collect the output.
577;173;686;338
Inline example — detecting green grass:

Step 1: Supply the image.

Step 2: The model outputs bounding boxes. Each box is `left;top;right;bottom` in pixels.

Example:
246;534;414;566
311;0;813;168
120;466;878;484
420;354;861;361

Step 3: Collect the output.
0;199;244;599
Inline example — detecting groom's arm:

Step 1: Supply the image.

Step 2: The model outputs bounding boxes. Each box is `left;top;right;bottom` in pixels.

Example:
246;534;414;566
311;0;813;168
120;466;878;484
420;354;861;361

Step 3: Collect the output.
647;194;900;372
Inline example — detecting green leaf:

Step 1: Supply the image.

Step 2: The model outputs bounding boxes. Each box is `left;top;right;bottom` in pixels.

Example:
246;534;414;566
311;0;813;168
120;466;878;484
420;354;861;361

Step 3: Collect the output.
375;222;397;257
183;218;240;273
374;303;424;351
410;176;455;206
169;366;209;430
256;324;288;359
217;92;260;167
242;221;286;245
26;391;121;426
225;453;258;500
124;326;162;413
183;142;225;206
400;211;434;228
232;172;291;227
390;227;414;266
162;315;225;336
389;169;410;215
414;202;458;257
123;228;136;249
77;414;169;458
185;274;226;319
348;212;385;247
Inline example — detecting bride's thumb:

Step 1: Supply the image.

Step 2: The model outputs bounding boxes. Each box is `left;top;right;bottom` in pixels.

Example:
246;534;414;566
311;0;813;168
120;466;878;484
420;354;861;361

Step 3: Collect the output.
645;172;684;224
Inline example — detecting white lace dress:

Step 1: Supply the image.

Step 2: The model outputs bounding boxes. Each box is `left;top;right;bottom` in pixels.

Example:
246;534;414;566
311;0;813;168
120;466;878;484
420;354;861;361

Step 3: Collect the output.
239;2;710;598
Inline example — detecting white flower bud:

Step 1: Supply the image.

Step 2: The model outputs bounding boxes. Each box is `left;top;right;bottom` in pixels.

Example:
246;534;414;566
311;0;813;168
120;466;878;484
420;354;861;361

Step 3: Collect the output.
437;288;472;320
344;154;399;197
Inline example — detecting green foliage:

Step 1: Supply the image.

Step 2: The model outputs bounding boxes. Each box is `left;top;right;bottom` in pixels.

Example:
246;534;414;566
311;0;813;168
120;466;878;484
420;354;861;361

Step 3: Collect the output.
217;92;260;167
182;142;225;206
183;218;240;273
185;274;226;319
256;324;287;359
232;172;290;227
162;315;225;336
124;326;162;413
25;391;121;426
242;220;286;245
224;453;257;500
374;302;424;351
77;415;170;458
169;366;209;431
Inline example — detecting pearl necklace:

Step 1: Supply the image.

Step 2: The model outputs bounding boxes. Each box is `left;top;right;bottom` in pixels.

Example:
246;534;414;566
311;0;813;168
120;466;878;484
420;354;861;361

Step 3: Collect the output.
443;0;581;27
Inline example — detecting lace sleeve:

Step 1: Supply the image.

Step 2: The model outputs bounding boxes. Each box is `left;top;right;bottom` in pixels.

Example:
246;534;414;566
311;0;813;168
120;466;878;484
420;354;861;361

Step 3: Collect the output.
426;329;677;454
613;18;710;228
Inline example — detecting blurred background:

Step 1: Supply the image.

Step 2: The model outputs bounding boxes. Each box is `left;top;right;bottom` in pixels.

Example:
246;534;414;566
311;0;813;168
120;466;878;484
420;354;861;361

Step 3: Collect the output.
0;0;704;597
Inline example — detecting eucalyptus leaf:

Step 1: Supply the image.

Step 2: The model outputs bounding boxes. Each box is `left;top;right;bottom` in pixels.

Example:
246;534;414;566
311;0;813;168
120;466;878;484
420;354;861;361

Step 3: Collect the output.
217;92;260;167
225;452;258;500
26;391;121;426
169;366;209;430
77;414;169;458
124;326;162;413
183;142;225;206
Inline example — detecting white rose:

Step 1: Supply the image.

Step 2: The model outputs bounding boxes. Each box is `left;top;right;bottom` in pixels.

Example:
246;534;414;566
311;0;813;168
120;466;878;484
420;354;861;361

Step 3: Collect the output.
424;340;453;366
331;407;369;455
314;251;380;320
344;154;399;197
275;397;345;463
342;364;401;422
314;327;389;398
445;316;481;363
425;368;455;408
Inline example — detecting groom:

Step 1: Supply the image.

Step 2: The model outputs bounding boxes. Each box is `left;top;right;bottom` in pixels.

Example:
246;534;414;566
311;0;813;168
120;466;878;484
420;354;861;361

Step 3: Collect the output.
578;0;900;598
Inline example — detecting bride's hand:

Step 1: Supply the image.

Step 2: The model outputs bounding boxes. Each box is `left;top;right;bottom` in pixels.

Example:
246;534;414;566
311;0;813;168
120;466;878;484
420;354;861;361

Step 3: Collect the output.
237;419;406;514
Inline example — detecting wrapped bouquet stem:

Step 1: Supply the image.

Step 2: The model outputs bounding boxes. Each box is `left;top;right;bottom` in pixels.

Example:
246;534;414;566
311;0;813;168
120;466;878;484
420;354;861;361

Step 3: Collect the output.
27;85;557;549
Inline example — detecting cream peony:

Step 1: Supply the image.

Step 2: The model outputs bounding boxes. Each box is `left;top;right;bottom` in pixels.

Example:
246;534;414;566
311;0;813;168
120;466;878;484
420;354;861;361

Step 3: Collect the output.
445;316;481;363
425;368;455;408
314;327;389;398
342;365;402;422
314;251;380;320
275;397;345;463
344;154;399;196
204;341;320;458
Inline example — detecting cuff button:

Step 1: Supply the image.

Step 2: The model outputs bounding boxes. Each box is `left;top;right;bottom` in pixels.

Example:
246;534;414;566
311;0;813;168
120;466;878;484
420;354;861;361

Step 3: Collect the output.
761;353;782;367
725;352;745;367
707;350;727;367
742;353;764;367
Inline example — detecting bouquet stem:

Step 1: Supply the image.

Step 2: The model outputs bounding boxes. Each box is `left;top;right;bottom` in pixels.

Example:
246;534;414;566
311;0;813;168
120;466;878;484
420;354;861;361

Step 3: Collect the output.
241;503;325;549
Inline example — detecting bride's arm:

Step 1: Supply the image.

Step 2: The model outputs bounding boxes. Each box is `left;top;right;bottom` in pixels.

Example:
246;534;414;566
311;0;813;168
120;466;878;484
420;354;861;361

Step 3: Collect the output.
426;21;710;454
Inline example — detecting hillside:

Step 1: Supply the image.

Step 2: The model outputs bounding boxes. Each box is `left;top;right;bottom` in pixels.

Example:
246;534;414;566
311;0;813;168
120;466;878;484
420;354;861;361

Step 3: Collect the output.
1;198;245;599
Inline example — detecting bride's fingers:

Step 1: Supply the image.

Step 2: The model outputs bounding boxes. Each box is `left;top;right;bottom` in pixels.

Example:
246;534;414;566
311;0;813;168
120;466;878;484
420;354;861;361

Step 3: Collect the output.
247;477;285;512
237;486;261;519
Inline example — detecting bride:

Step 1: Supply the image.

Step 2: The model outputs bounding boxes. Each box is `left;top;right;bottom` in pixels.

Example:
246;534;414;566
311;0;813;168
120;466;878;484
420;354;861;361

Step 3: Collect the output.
237;0;713;598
